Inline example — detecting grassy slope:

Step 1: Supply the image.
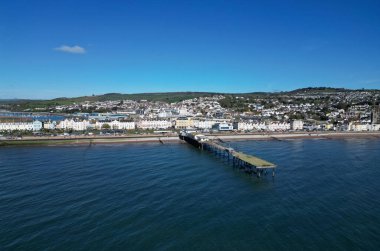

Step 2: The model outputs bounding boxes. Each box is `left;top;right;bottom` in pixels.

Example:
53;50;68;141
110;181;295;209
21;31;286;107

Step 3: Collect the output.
2;88;379;111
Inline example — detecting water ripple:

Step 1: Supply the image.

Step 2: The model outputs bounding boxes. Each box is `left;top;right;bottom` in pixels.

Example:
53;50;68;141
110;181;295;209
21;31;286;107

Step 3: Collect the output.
1;140;380;250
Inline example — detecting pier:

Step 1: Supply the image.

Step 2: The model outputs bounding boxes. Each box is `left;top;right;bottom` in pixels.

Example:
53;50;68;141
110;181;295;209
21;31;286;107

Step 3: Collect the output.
180;132;276;178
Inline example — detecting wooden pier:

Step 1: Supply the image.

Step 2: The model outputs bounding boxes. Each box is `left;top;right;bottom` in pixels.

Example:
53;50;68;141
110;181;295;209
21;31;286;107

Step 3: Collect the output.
180;132;276;178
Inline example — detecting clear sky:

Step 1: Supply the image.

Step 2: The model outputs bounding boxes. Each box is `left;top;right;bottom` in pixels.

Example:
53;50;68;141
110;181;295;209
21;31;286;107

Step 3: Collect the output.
1;0;380;99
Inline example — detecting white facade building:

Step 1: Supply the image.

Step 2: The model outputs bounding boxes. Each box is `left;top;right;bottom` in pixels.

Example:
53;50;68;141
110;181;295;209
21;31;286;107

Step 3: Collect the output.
215;123;234;131
109;120;135;130
91;120;135;130
238;122;290;131
237;122;267;131
193;120;218;129
0;120;42;131
57;119;90;131
290;120;304;130
178;108;189;116
32;121;43;131
371;124;380;131
43;121;57;130
348;123;370;131
137;120;172;129
268;122;290;131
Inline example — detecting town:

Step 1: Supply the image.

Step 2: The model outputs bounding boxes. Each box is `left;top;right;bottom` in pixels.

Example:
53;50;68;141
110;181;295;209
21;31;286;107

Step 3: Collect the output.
0;88;380;137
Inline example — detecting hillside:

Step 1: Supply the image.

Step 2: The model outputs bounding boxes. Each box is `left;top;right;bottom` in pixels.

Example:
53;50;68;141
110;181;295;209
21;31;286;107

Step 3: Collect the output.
52;92;223;103
1;88;379;112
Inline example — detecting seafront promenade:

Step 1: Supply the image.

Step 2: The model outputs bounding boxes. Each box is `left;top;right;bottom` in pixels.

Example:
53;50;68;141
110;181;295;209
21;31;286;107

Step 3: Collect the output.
1;131;380;146
210;131;380;140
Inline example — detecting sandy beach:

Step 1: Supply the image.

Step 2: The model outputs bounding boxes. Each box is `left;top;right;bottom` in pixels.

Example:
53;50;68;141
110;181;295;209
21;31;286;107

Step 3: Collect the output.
1;131;379;147
214;131;380;141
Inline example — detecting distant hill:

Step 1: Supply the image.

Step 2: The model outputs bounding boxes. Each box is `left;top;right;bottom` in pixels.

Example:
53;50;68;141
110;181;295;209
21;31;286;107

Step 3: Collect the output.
287;87;349;93
52;92;223;103
0;92;226;111
1;87;379;112
287;87;380;94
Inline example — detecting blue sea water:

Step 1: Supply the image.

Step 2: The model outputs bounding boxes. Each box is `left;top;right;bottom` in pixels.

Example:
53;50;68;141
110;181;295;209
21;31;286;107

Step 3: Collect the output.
1;139;380;250
0;112;65;121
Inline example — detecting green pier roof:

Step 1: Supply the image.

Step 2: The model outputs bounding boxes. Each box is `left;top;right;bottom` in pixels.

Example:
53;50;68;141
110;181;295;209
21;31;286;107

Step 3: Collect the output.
232;151;276;168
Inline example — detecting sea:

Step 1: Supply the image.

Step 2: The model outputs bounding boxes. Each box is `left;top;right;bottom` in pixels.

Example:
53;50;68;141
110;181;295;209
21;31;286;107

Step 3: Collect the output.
1;138;380;250
0;112;65;122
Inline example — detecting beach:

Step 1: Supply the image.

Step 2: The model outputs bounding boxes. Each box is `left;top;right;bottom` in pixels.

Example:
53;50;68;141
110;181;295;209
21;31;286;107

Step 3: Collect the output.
1;131;379;146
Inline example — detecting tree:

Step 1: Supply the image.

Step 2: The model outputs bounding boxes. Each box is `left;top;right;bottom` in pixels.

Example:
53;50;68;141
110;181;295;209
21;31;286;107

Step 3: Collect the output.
102;123;111;129
335;102;349;110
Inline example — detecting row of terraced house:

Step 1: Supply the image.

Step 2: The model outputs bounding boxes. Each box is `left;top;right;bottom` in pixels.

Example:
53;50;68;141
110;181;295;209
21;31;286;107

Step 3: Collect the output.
1;117;380;132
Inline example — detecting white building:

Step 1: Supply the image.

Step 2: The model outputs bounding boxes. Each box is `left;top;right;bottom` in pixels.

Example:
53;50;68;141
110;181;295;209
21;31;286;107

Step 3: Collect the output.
214;123;234;131
371;124;380;131
109;120;135;130
0;120;42;131
178;108;189;116
32;121;43;131
237;122;250;131
268;122;290;131
290;120;304;130
193;120;218;129
43;121;57;130
348;123;370;131
158;111;173;118
237;122;267;131
57;119;90;131
137;120;172;130
0;122;32;131
91;120;135;130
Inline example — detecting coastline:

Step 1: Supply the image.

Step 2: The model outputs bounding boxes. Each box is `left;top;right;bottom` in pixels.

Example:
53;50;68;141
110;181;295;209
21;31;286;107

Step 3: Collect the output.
1;131;379;147
215;131;380;141
0;136;181;147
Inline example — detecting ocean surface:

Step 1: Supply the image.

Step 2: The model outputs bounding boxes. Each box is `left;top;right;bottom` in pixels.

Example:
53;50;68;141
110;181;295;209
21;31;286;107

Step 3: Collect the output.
1;139;380;250
0;112;65;122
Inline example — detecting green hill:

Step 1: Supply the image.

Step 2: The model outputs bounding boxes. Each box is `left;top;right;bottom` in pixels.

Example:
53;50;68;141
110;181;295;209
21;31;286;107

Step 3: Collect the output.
1;88;379;112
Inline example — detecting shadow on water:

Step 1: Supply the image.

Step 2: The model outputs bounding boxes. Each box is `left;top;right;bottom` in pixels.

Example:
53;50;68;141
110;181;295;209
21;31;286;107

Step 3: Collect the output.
81;140;93;168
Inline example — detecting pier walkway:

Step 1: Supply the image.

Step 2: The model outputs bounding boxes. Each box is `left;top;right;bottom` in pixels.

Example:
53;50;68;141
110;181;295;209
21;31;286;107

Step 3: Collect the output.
180;132;276;177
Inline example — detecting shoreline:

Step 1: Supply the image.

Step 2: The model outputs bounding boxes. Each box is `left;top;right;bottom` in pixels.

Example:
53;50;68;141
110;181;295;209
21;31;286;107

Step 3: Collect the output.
215;132;380;141
1;132;379;147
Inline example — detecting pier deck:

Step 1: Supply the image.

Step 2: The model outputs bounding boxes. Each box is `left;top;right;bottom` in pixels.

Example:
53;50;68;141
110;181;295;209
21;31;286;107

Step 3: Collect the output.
231;151;276;169
203;141;276;169
180;132;276;177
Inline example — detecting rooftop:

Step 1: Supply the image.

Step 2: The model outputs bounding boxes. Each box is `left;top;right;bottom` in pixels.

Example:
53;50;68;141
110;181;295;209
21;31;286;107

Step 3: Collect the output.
232;151;276;169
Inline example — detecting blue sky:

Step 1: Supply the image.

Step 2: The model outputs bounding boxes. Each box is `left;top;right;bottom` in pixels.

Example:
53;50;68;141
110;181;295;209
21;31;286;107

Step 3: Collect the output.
1;0;380;99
